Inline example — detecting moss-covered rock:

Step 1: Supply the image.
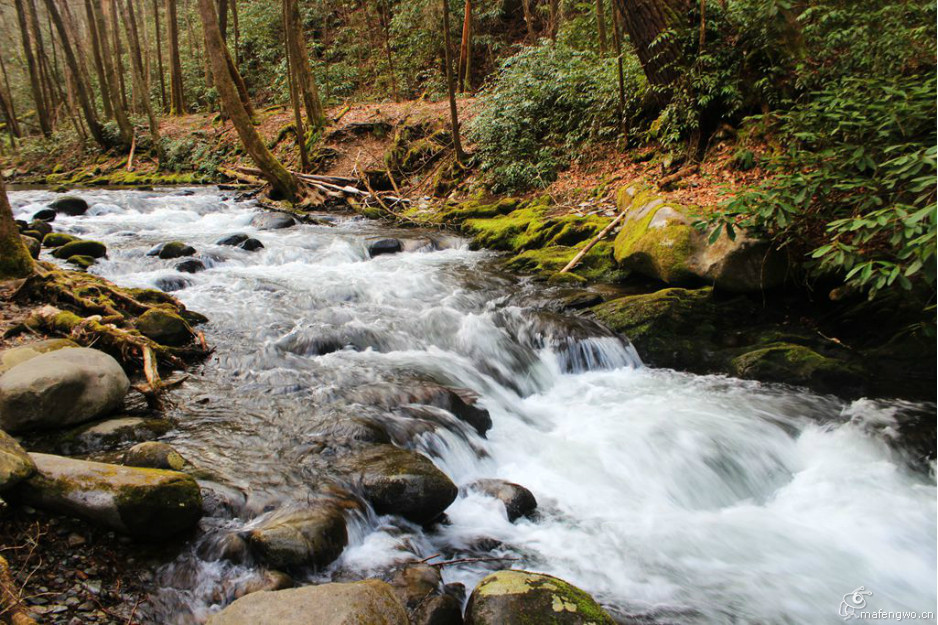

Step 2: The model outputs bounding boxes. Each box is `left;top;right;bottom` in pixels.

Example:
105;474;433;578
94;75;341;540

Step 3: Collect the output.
147;240;196;259
246;503;348;569
611;184;786;292
123;441;186;470
54;417;172;455
12;453;202;539
52;239;107;259
66;254;96;269
0;430;36;492
731;343;864;391
136;309;194;346
21;234;40;259
49;196;89;216
42;232;79;248
466;570;614;625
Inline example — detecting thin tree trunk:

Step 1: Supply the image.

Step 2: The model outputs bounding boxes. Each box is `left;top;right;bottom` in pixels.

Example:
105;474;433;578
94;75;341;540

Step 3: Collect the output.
217;0;227;40
521;0;536;41
612;0;689;96
27;0;57;127
441;0;465;164
230;0;239;65
699;0;706;47
96;0;133;146
457;0;471;92
13;0;50;135
611;5;627;138
121;0;161;158
0;174;34;280
153;0;167;111
284;0;324;130
283;1;308;171
0;53;21;138
108;0;129;111
166;0;186;114
548;0;559;40
85;0;114;118
225;43;254;118
196;0;298;200
42;0;110;148
596;0;608;56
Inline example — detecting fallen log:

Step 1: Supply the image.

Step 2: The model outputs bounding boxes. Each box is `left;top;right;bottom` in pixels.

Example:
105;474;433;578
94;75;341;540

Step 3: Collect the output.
558;209;628;274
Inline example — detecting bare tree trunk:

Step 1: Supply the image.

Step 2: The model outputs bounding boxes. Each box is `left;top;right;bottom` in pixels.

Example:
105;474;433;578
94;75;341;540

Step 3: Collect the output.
196;0;298;200
85;0;114;118
547;0;559;40
457;0;471;92
121;0;161;158
611;4;627;138
166;0;186;114
153;0;167;111
99;0;134;146
441;0;465;164
596;0;608;56
284;0;324;130
283;1;308;171
521;0;536;41
611;0;689;96
216;0;227;40
14;0;50;135
0;53;22;138
0;174;33;280
230;0;239;65
107;0;129;111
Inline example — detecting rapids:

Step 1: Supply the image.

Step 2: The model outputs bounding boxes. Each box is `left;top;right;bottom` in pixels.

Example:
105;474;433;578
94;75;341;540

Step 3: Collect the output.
10;187;936;624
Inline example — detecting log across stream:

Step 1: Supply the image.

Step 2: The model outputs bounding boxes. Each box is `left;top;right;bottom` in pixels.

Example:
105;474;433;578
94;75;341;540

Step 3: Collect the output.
9;187;936;625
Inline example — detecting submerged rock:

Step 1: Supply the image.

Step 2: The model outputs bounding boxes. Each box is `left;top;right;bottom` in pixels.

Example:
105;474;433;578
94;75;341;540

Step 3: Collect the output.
57;417;172;455
246;503;348;569
251;212;296;230
206;580;408;625
52;239;107;259
217;233;250;246
0;347;129;433
13;453;202;539
339;445;457;524
176;259;206;273
465;570;614;625
32;208;57;222
469;479;537;522
367;238;403;257
50;196;89;216
136;309;194;346
124;441;186;470
0;430;35;492
0;338;78;374
42;232;79;248
239;237;264;251
155;276;192;292
148;241;197;259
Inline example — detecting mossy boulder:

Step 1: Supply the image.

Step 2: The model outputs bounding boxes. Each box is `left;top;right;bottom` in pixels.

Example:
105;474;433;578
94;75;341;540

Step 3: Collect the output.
437;197;521;224
20;229;44;242
28;220;53;237
124;441;186;470
611;185;786;293
206;580;408;625
11;453;202;539
32;208;56;222
52;239;107;259
136;309;194;346
20;235;40;259
49;196;89;216
42;232;79;248
0;430;35;492
0;339;78;374
147;241;196;259
0;347;130;433
466;570;614;625
338;445;457;524
731;343;864;391
246;503;348;569
66;254;96;269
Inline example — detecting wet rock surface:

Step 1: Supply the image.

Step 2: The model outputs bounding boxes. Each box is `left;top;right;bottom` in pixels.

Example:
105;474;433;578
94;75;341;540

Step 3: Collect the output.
147;241;196;259
251;212;296;230
245;502;349;569
469;479;537;522
0;430;36;491
50;196;89;216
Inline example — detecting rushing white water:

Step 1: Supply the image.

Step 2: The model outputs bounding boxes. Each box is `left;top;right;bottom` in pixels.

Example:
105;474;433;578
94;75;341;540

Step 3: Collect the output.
10;187;936;624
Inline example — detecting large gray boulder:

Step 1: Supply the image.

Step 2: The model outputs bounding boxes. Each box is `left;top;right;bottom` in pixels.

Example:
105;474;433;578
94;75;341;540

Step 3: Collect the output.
0;338;78;375
206;580;408;625
246;503;348;569
466;570;614;625
0;347;130;433
0;430;35;492
338;445;457;524
12;453;202;539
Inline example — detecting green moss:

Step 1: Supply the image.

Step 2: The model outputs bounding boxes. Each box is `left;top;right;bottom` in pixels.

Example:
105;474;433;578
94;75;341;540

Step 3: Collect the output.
66;255;96;270
0;235;34;280
51;239;107;259
42;232;79;248
115;472;202;539
506;241;619;282
472;570;614;625
730;343;864;388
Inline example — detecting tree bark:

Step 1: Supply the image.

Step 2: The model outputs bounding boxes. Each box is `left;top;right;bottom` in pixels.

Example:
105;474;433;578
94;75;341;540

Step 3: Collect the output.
376;0;398;101
121;0;161;157
596;0;608;56
107;0;129;111
0;174;34;280
85;0;114;119
612;0;689;96
42;0;110;148
0;53;21;138
99;0;134;146
14;0;50;135
521;0;536;41
166;0;186;114
153;0;167;111
441;0;465;164
283;1;308;171
457;0;472;92
196;0;298;200
230;0;239;65
216;0;227;41
283;0;324;130
611;5;627;138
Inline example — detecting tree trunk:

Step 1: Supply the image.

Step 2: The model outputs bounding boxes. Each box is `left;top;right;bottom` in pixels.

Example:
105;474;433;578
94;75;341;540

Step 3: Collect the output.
283;1;308;171
29;0;57;121
107;0;129;111
441;0;465;164
0;174;33;280
166;0;186;114
153;0;167;111
217;0;227;41
377;0;399;101
611;0;689;96
521;0;536;41
14;0;50;135
0;53;21;138
457;0;471;92
42;0;110;148
611;4;627;138
596;0;608;56
121;0;161;157
85;0;114;119
547;0;559;40
230;0;239;66
99;0;134;146
225;42;254;119
283;0;324;130
196;0;298;200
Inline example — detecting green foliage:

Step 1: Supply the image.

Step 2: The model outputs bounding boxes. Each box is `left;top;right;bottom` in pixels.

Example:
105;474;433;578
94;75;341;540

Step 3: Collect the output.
706;75;937;298
159;135;225;176
468;41;646;192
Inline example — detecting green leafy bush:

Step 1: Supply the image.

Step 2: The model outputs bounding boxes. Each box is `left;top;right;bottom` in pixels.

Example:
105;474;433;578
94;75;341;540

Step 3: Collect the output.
468;41;646;192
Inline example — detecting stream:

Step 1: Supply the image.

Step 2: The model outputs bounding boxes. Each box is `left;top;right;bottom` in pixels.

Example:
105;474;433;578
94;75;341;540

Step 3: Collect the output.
9;187;937;625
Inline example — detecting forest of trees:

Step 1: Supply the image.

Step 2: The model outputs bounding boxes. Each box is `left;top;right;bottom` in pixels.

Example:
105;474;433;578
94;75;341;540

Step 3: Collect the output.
0;0;935;301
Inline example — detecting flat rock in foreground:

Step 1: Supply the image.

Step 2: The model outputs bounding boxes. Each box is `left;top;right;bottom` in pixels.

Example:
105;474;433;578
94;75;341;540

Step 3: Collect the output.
206;580;408;625
12;453;202;540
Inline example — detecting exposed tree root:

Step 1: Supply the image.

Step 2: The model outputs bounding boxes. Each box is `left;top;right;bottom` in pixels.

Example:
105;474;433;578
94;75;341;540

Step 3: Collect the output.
0;555;38;625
